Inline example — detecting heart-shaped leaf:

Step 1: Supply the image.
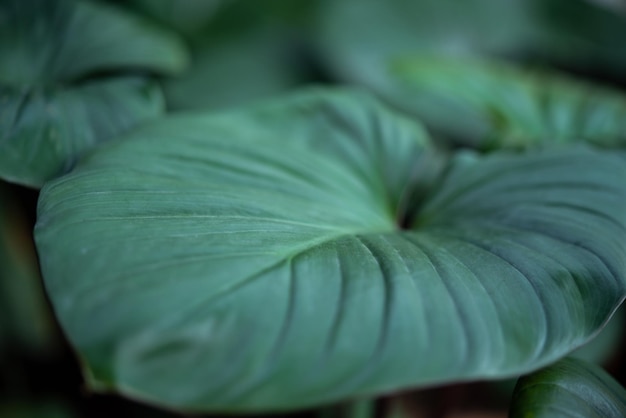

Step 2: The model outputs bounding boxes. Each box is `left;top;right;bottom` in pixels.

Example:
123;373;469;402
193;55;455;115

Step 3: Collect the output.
390;56;626;149
35;89;626;412
0;0;188;188
510;357;626;417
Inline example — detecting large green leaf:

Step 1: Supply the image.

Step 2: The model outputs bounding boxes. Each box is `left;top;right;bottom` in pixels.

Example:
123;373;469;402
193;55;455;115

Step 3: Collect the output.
35;90;626;412
390;56;626;149
0;77;164;188
510;357;626;417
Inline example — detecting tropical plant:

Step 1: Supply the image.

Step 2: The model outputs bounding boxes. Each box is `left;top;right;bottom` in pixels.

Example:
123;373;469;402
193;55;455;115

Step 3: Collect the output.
1;0;625;417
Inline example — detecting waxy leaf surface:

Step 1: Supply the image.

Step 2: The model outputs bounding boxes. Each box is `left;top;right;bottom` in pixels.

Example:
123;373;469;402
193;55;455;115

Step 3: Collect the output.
35;90;626;412
510;357;626;417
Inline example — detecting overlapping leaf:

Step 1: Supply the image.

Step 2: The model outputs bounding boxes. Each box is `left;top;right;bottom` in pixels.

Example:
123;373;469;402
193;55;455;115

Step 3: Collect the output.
510;357;626;417
390;56;626;149
0;0;188;187
317;0;626;146
0;0;188;86
1;77;164;187
35;89;626;412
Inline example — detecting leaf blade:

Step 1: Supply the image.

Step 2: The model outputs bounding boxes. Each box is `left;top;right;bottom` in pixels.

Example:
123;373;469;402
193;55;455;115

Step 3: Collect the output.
35;89;626;412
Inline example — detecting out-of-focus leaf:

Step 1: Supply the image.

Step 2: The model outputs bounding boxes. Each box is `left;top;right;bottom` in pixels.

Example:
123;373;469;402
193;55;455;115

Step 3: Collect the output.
128;0;223;37
510;357;626;417
35;89;626;412
0;0;189;86
0;183;56;353
531;0;626;76
317;0;626;127
390;56;626;149
163;0;316;111
0;0;188;188
585;0;626;13
0;77;164;188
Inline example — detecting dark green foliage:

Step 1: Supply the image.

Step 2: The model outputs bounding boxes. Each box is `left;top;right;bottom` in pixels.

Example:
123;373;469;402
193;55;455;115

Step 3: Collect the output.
2;0;626;416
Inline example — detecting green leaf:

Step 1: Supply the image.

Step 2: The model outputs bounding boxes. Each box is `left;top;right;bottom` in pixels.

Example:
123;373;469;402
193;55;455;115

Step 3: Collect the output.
35;89;626;412
0;0;187;188
0;0;189;86
510;357;626;417
317;0;626;125
0;77;164;188
390;56;626;149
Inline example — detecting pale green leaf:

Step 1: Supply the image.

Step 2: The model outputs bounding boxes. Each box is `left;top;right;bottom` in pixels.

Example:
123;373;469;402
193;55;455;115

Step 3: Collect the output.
390;56;626;149
35;89;626;412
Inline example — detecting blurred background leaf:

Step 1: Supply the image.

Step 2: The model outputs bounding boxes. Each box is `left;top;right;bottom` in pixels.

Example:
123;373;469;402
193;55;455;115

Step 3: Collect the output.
155;0;322;111
126;0;223;38
316;0;626;149
0;0;188;188
389;56;626;149
0;77;164;188
0;0;188;85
